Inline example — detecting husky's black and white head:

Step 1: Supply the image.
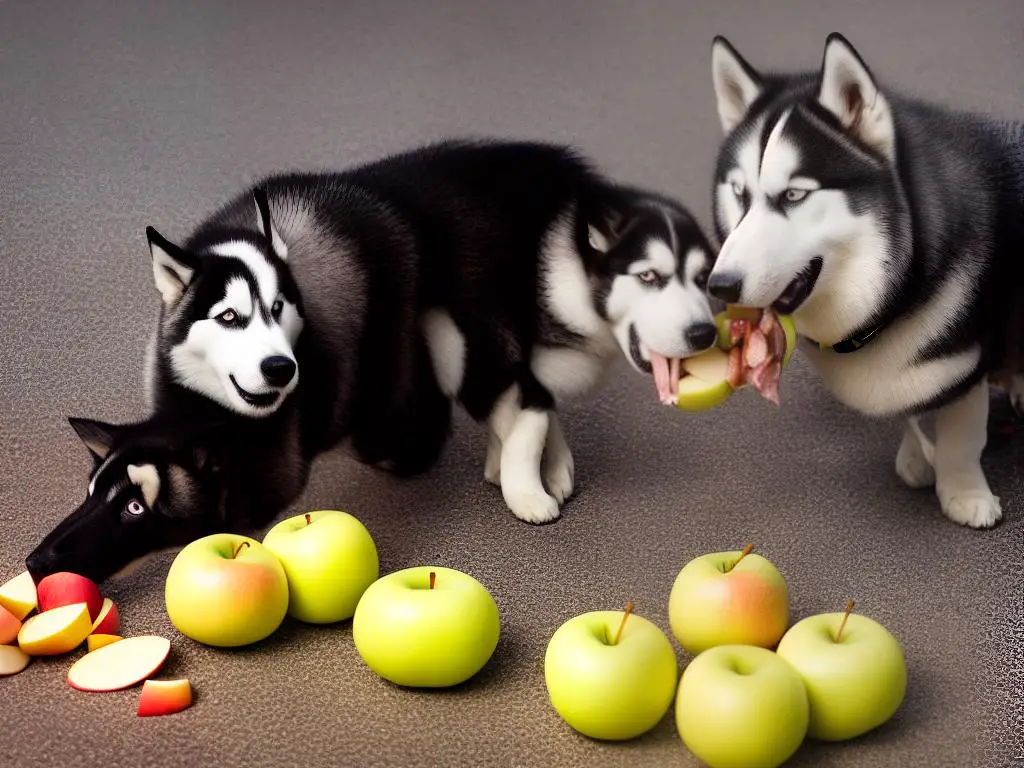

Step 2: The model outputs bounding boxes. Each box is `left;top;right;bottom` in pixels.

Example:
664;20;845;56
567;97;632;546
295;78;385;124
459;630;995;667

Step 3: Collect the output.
585;195;718;392
707;33;911;345
146;190;305;416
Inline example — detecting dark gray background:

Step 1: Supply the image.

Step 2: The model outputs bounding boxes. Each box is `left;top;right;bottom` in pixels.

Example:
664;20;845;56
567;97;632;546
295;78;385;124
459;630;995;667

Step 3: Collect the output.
1;1;1021;766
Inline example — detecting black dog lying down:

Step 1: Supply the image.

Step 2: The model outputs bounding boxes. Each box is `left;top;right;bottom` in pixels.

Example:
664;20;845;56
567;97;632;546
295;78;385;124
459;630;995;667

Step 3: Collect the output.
26;139;717;583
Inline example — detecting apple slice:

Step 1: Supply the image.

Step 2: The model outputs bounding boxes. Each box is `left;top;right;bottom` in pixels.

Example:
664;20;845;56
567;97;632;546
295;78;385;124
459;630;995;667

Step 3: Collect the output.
0;604;22;644
18;602;93;655
87;633;122;652
137;679;193;717
37;572;104;622
90;598;120;635
0;571;38;620
674;347;735;412
0;644;31;676
67;635;171;692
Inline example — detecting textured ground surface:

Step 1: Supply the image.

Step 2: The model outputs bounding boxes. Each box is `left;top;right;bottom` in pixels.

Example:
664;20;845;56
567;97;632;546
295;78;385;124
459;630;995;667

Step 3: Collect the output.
1;1;1021;766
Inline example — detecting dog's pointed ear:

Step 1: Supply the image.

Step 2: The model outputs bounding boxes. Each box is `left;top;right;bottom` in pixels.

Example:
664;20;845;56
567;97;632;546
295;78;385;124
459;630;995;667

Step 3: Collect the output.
712;36;763;134
68;417;119;461
587;205;627;254
146;227;197;305
817;33;895;161
253;188;288;261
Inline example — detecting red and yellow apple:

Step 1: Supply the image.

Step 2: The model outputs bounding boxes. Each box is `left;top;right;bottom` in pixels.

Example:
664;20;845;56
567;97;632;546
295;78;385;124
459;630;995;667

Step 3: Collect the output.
137;678;193;717
668;546;789;656
164;534;289;647
0;570;38;620
90;598;120;635
37;572;104;622
18;602;93;655
67;635;171;692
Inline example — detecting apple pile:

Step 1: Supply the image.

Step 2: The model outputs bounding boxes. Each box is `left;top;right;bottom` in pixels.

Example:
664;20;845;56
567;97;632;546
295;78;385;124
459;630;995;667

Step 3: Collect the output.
164;510;500;690
0;570;191;717
543;545;907;768
669;307;796;412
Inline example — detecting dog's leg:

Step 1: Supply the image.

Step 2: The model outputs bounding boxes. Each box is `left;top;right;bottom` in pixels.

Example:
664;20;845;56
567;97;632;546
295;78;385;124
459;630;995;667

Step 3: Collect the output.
542;412;575;504
484;427;502;486
895;417;935;489
933;378;1002;528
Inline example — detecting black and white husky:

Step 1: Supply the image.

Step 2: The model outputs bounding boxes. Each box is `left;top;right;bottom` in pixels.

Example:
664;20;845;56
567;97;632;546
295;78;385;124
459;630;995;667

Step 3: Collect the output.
27;139;717;582
706;34;1024;528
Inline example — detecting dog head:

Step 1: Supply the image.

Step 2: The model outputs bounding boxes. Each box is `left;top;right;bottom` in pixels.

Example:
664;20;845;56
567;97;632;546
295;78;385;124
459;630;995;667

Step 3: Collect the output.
149;189;305;416
25;417;232;584
707;34;911;344
587;195;718;374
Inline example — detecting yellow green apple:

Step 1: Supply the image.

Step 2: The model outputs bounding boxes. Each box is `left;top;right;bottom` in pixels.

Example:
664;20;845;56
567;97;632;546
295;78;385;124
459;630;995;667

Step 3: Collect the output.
0;644;31;676
668;546;789;655
352;566;500;687
164;534;289;647
262;509;379;624
778;314;797;367
0;570;38;620
544;603;678;740
676;644;809;768
18;602;93;655
674;347;735;412
67;635;171;691
137;678;194;717
775;602;907;741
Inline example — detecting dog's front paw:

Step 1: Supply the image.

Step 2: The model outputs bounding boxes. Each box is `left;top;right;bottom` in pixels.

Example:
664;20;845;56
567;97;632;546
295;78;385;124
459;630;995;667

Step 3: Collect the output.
503;485;561;524
896;429;935;489
938;489;1003;529
543;446;574;505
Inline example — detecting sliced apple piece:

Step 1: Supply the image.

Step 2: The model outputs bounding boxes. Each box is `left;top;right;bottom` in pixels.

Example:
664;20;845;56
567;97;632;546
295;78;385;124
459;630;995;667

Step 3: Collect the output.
137;678;193;717
675;347;735;412
67;635;171;692
0;644;31;676
87;633;123;652
90;598;120;635
37;572;104;622
779;314;797;367
0;571;38;620
0;604;22;645
18;602;92;655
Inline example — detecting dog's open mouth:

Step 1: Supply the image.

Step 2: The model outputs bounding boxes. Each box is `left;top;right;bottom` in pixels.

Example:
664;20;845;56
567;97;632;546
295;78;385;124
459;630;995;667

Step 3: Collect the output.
629;325;681;405
772;256;823;314
229;375;280;409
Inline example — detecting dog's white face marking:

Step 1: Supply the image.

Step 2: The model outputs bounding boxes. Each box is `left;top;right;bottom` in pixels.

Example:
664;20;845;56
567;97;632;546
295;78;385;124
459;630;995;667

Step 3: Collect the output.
423;309;466;397
169;241;303;417
543;215;616;344
606;242;715;366
127;463;160;507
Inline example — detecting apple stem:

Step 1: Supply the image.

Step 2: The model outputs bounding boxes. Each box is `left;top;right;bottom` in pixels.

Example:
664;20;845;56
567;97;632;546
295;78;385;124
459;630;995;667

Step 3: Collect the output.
835;599;855;642
612;601;634;646
305;513;312;526
727;543;754;572
232;541;250;559
429;571;436;590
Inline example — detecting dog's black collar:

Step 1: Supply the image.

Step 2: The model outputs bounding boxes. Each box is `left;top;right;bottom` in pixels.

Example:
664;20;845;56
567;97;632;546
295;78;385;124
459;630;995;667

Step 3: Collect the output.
812;321;888;354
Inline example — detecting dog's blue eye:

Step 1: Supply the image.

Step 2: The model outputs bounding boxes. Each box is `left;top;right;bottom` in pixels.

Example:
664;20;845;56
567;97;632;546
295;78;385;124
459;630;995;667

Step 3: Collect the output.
125;499;145;516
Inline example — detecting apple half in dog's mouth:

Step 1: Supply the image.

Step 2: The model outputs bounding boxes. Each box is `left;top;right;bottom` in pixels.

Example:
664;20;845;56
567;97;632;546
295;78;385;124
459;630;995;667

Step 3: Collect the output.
674;348;735;412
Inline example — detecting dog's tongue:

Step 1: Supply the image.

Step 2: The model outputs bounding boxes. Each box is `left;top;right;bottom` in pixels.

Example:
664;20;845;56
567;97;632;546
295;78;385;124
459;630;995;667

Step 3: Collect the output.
650;352;678;405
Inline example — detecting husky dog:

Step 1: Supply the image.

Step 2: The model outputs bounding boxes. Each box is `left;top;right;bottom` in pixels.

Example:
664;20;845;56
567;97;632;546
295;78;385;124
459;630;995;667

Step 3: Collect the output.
706;33;1024;528
27;139;717;582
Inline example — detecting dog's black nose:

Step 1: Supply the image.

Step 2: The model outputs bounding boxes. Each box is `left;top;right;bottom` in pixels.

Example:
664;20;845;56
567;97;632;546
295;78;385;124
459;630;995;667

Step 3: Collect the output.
261;356;296;388
707;272;744;304
685;322;718;351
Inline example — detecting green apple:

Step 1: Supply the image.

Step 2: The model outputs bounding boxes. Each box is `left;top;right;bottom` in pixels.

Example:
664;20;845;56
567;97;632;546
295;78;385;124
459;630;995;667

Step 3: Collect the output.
775;604;907;741
352;566;499;687
676;644;809;768
544;604;678;741
164;534;289;647
668;546;789;656
262;509;379;624
778;314;797;367
674;347;735;412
